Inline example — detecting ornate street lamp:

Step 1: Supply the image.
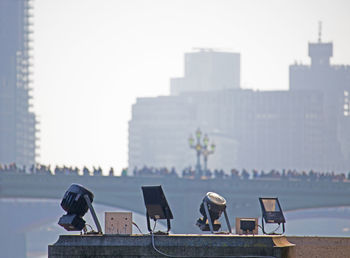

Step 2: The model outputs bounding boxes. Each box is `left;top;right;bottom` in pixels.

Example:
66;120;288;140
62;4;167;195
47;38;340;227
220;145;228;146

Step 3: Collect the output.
188;128;202;176
202;140;215;173
188;129;215;177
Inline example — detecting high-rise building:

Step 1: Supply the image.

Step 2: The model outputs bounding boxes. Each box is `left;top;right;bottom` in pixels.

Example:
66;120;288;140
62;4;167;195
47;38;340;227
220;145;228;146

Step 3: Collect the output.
129;37;350;173
170;48;240;95
0;0;37;168
289;35;350;169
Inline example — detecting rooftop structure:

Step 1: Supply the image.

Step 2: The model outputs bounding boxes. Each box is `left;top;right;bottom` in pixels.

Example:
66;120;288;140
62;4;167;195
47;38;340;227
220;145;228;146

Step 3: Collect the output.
170;49;240;95
290;30;350;168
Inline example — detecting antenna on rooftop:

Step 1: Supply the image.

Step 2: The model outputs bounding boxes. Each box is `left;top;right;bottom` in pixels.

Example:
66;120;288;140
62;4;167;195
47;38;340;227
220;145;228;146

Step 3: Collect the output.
318;21;322;43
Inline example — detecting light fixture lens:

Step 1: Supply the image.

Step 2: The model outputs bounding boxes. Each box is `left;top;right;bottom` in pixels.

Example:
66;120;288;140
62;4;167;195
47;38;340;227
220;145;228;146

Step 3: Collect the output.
206;192;226;206
261;199;280;212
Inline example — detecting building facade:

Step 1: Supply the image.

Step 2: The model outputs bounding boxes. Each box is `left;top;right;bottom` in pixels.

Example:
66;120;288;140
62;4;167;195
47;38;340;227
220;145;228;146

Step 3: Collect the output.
129;40;350;173
0;0;37;168
290;38;350;170
128;96;197;171
170;48;240;95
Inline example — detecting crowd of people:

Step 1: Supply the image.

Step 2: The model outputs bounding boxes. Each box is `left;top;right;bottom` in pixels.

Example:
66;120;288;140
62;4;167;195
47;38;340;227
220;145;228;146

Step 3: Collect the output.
179;167;349;182
180;167;350;182
1;162;350;182
132;166;178;177
251;168;348;182
0;163;121;176
0;163;26;174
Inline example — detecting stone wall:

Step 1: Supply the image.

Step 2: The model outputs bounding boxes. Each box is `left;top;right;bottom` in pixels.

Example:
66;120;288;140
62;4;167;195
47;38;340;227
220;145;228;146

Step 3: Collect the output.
287;236;350;258
49;234;293;258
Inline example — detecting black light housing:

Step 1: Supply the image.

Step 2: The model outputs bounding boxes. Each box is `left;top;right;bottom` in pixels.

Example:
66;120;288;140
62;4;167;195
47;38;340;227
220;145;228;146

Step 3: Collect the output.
240;219;256;234
196;192;232;233
259;197;286;235
141;185;173;233
58;184;102;234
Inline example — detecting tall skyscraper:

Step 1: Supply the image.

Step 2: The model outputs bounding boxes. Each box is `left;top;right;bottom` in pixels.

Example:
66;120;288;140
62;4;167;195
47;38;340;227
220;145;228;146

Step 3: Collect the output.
0;0;37;168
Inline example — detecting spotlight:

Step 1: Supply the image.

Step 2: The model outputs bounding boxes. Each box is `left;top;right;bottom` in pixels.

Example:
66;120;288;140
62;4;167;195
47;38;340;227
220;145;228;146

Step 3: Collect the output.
196;192;232;233
58;184;102;234
259;197;286;235
141;185;173;233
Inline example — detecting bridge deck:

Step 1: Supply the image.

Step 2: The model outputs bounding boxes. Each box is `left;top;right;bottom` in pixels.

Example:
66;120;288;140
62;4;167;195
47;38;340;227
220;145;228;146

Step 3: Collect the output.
1;173;350;233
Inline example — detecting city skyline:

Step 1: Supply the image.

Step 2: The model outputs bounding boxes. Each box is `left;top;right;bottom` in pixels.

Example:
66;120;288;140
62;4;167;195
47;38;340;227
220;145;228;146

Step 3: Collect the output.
30;0;350;173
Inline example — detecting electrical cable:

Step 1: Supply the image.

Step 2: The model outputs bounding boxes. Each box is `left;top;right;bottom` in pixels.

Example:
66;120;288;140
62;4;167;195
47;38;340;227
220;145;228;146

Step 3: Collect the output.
85;224;94;231
132;221;143;234
150;232;276;258
81;224;95;235
153;220;157;232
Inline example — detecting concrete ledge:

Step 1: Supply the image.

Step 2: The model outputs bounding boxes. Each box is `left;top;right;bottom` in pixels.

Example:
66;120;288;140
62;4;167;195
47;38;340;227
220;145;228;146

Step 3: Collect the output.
287;236;350;258
49;234;294;258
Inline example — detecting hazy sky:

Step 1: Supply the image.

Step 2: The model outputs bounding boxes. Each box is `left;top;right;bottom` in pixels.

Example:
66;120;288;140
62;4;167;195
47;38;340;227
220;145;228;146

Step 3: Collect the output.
33;0;350;174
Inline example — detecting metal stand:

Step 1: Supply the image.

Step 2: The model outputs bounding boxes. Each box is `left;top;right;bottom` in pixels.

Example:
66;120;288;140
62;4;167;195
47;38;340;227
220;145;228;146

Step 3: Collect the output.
203;201;232;233
84;194;102;234
223;209;232;233
146;211;152;233
261;217;285;235
146;212;171;234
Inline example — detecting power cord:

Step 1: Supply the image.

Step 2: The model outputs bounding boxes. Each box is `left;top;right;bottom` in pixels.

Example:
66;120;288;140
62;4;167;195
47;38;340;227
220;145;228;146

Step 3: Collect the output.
81;224;95;235
132;221;144;234
150;232;277;258
153;220;157;232
85;224;94;231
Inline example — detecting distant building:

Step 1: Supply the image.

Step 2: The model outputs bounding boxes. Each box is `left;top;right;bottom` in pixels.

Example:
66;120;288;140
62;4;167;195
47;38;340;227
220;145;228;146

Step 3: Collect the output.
290;37;350;169
128;94;239;173
170;49;240;95
128;96;196;172
174;89;326;171
0;0;37;168
129;38;350;173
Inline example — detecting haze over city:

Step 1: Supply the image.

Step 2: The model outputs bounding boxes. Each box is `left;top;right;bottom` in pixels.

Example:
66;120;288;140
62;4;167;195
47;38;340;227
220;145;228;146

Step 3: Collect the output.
2;1;350;257
33;0;350;173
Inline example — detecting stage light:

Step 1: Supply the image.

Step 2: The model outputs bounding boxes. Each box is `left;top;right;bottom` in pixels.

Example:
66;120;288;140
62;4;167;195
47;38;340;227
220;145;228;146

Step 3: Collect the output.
141;185;173;233
196;192;232;233
58;184;102;234
259;197;286;235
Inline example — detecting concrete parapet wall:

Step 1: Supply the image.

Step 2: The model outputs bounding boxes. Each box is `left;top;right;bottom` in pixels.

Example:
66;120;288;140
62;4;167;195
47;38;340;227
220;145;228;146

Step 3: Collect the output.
287;236;350;258
49;234;293;258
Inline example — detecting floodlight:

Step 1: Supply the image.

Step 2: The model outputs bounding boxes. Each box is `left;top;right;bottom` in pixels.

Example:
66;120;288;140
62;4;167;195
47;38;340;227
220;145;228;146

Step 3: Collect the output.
240;219;256;234
141;185;173;233
196;192;232;233
58;184;102;234
259;197;286;235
